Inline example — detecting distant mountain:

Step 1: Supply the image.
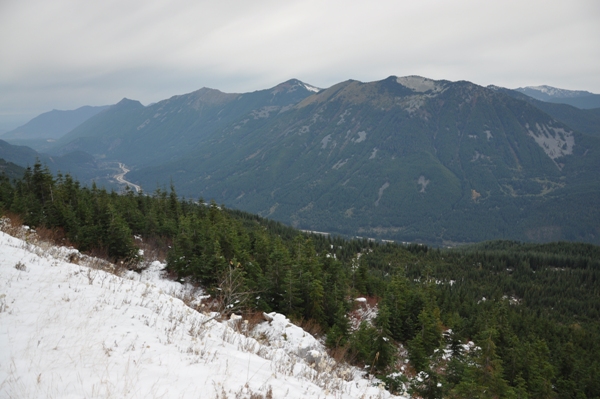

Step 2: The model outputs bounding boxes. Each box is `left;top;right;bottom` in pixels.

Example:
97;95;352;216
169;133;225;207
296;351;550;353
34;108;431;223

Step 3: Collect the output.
0;139;101;183
50;76;600;245
0;158;26;181
51;80;318;167
2;105;111;141
490;86;600;137
515;85;600;109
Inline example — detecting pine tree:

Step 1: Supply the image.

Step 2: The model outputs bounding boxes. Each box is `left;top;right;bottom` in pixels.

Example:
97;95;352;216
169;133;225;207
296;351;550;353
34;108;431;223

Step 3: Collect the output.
371;303;396;372
105;204;137;261
326;303;350;348
451;328;515;399
384;275;410;341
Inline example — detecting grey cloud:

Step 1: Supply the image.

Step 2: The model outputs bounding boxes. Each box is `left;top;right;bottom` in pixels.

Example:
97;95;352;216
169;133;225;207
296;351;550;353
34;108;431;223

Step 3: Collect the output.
1;0;599;130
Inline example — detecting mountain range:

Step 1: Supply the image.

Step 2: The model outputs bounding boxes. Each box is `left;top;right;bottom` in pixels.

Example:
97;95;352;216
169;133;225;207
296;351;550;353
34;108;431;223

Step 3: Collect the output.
2;77;600;245
515;85;600;109
1;105;110;150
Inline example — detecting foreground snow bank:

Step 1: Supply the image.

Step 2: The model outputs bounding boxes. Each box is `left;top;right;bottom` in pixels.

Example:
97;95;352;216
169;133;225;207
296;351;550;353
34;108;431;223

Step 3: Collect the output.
0;230;404;398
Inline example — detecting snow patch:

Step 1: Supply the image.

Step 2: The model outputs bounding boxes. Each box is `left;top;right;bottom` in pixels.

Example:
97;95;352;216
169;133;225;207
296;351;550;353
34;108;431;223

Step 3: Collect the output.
369;148;378;159
522;85;592;98
349;299;378;330
471;151;490;162
396;76;445;93
353;131;367;143
375;182;390;206
332;159;349;170
137;119;150;130
399;95;427;114
525;122;574;163
251;106;280;119
417;175;429;193
337;109;351;125
303;83;321;93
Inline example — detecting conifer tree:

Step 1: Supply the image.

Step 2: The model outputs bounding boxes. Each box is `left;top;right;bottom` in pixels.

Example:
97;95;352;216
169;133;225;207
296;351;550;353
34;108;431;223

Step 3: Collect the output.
384;275;410;341
451;328;515;398
371;303;396;372
105;204;137;261
326;303;350;348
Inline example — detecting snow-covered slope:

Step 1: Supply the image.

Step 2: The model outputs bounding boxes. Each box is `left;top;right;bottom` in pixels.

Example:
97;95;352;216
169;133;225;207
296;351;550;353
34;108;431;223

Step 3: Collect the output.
0;227;404;398
516;85;593;99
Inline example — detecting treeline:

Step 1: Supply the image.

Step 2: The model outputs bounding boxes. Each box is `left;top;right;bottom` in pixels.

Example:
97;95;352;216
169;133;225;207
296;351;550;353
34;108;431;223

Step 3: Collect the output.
1;163;600;398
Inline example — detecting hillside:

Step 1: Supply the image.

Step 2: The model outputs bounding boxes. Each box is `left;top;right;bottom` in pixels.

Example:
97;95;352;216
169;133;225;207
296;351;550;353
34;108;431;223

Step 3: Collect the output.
0;159;25;181
0;225;401;399
1;165;600;398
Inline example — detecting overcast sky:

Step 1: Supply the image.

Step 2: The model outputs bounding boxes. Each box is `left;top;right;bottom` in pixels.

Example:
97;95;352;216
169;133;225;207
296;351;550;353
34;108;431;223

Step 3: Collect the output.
1;0;599;131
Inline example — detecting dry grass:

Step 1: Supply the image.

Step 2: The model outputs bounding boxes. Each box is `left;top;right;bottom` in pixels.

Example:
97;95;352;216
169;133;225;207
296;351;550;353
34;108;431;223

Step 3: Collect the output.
328;343;352;364
242;311;266;332
32;225;74;248
0;213;25;238
14;261;27;271
0;213;143;276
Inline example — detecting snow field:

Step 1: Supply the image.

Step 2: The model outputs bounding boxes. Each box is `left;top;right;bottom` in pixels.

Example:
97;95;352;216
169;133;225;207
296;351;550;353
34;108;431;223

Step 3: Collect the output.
0;229;403;398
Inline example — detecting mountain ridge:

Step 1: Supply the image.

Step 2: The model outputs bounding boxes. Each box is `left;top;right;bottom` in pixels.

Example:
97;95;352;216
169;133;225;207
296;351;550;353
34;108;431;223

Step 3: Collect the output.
124;76;600;244
41;76;600;245
1;105;111;141
50;78;318;167
515;85;600;109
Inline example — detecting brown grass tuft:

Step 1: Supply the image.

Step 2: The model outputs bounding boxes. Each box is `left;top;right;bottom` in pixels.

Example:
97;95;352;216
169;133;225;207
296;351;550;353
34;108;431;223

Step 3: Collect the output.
242;310;267;331
0;212;24;236
33;225;74;248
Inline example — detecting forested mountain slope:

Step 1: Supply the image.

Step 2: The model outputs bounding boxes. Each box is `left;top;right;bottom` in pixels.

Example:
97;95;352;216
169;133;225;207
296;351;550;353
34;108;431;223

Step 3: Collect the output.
0;158;25;181
131;76;600;245
0;140;100;183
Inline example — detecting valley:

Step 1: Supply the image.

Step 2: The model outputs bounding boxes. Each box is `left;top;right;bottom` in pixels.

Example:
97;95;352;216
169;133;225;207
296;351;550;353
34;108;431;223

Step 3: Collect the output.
2;76;599;246
114;162;141;193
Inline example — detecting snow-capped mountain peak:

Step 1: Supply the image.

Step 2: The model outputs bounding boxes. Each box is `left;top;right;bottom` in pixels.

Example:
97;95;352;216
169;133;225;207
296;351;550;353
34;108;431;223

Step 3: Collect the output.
515;85;594;99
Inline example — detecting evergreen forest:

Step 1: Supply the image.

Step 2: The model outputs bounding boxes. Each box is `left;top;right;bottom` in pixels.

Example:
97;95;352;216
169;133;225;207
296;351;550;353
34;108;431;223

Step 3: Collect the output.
1;163;599;398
